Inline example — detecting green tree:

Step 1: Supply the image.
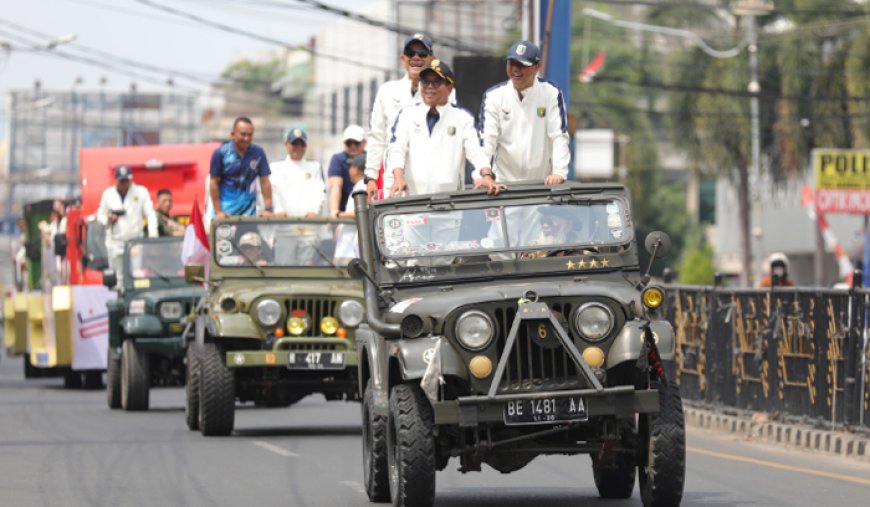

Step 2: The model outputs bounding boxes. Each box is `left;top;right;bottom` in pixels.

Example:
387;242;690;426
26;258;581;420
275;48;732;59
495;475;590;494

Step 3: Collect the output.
678;242;717;286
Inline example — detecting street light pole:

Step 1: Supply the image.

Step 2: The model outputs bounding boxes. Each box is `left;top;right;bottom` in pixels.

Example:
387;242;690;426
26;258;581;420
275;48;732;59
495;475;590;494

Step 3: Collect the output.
747;16;763;285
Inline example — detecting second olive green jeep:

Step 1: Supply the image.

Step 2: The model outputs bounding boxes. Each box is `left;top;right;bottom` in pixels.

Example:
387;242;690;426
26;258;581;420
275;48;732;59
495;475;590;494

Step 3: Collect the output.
185;216;365;436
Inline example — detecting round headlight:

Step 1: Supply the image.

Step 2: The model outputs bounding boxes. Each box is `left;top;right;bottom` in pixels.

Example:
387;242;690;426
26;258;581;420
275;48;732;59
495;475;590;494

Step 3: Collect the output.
574;303;614;342
642;287;664;309
338;300;364;327
320;316;339;335
255;299;281;327
160;302;184;320
454;310;494;350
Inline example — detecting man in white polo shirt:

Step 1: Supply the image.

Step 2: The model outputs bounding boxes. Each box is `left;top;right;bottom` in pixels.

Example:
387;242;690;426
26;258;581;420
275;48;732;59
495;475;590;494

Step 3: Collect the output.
382;59;490;197
478;40;570;189
263;127;325;217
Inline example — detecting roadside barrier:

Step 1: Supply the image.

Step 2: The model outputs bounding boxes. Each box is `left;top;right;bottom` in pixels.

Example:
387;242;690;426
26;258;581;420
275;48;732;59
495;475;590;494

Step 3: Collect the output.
666;285;870;429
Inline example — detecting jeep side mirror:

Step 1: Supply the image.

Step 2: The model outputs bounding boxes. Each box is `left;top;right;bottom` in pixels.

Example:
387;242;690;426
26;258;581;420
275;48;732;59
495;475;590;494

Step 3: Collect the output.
347;259;366;280
102;269;117;288
184;263;205;284
644;231;672;259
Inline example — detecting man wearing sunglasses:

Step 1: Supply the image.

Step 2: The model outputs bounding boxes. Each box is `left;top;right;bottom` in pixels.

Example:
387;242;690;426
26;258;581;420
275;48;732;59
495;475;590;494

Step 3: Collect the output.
383;60;490;197
365;33;457;200
478;40;570;190
327;124;367;218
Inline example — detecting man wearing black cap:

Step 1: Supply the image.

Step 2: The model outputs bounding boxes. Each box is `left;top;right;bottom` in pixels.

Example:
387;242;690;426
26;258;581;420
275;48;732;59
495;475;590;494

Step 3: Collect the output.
478;40;570;186
263;127;325;218
365;33;457;196
96;164;158;280
381;60;490;197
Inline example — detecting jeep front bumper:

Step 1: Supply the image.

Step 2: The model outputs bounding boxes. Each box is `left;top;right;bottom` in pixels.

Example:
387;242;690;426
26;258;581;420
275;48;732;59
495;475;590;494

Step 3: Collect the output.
431;385;659;427
225;337;357;368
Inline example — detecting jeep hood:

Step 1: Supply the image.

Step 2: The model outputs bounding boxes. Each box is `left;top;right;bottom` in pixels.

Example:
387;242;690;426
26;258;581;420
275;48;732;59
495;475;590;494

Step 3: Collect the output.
214;280;363;307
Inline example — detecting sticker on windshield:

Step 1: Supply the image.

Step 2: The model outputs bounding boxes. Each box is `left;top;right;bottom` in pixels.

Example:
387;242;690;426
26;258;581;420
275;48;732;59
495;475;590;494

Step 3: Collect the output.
605;202;619;214
390;297;422;313
485;208;501;222
216;224;235;239
481;238;494;248
404;214;428;226
607;214;623;227
134;279;150;289
610;228;624;240
388;218;402;229
217;239;233;256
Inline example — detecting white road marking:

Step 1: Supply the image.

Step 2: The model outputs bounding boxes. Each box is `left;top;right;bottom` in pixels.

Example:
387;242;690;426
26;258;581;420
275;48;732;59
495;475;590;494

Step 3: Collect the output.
252;440;299;457
339;480;365;493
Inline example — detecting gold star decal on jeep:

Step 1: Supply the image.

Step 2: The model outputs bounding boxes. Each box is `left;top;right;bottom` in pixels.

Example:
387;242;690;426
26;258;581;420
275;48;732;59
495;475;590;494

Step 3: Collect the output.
577;259;587;269
589;259;598;268
600;258;610;267
565;260;576;270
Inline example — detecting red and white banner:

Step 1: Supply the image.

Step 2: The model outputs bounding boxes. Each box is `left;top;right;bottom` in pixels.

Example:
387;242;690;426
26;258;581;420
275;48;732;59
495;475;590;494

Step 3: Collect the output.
814;189;870;214
182;197;210;277
71;285;115;370
578;51;606;83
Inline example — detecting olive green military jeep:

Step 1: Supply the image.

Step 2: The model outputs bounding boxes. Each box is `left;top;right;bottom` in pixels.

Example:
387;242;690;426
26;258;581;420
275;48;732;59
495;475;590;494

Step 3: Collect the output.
185;216;365;436
350;183;685;507
104;236;204;411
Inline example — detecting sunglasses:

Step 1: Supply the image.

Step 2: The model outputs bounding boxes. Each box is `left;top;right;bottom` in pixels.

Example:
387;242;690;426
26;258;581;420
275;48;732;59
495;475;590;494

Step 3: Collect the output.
344;140;361;147
421;79;445;89
404;47;430;58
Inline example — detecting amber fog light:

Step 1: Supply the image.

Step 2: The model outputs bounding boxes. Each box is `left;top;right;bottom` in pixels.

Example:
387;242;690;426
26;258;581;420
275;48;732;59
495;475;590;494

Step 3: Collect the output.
642;286;664;309
582;347;605;368
469;355;493;379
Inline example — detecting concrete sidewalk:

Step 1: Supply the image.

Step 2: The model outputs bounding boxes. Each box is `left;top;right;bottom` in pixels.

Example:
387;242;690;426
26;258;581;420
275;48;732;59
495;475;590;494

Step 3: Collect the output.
684;403;870;463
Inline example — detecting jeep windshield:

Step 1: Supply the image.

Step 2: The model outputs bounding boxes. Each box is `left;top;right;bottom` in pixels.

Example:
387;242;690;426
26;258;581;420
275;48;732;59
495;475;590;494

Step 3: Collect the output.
214;220;358;268
376;199;631;270
126;237;185;285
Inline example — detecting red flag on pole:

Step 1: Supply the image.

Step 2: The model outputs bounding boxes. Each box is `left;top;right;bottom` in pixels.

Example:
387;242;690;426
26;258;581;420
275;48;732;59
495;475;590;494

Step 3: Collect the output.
181;197;210;277
578;51;606;83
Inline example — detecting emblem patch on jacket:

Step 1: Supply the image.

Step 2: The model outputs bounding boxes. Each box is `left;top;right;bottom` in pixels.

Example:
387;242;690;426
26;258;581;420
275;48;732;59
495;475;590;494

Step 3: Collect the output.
536;107;546;118
447;126;456;136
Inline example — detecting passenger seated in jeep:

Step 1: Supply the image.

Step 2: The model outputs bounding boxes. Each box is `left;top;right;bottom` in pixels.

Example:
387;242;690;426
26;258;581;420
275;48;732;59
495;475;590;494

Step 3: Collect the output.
221;231;270;266
521;205;589;259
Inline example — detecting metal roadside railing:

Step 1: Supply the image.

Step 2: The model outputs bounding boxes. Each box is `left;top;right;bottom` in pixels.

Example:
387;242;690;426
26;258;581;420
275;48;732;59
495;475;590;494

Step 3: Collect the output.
665;284;870;430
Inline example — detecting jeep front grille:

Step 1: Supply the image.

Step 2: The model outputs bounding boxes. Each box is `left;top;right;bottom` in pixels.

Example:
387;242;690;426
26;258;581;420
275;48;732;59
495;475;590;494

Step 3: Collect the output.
285;298;338;337
486;300;596;393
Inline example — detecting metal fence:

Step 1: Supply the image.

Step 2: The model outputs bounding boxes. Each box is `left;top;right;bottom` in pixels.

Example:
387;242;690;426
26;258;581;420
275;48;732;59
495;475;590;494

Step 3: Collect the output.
666;285;870;429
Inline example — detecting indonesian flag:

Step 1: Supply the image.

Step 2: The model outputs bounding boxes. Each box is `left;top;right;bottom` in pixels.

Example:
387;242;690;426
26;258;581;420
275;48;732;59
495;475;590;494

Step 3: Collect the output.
181;197;210;278
578;51;606;83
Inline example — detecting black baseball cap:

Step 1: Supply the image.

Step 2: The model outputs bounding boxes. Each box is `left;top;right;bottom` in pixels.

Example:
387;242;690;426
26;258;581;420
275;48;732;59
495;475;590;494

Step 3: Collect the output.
114;164;133;180
403;32;433;52
506;40;541;67
420;59;455;85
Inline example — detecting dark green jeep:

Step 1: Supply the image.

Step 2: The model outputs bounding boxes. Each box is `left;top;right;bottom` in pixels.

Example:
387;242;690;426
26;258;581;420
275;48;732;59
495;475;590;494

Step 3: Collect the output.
104;236;204;411
185;216;365;436
350;183;685;507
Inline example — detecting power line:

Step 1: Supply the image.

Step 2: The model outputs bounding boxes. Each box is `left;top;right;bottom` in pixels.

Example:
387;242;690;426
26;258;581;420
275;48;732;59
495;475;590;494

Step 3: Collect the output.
133;0;393;73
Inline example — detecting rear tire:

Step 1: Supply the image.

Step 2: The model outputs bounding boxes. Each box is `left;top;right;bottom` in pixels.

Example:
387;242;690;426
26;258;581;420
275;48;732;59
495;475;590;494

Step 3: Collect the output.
198;342;235;436
185;343;200;430
107;348;121;409
387;383;435;507
362;379;389;502
121;339;150;411
639;379;686;507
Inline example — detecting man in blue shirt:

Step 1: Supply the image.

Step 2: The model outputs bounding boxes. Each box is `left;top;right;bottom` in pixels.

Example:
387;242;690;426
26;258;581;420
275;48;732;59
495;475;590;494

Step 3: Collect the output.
209;117;274;218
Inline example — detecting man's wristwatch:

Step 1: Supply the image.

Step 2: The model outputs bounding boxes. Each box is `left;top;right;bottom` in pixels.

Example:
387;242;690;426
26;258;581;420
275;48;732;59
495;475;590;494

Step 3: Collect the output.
480;170;495;180
264;206;274;212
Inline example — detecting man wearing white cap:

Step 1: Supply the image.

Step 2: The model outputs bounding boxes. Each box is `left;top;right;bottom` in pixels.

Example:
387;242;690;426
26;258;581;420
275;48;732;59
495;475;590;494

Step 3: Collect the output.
478;40;570;188
327;124;366;218
96;164;158;282
263;127;325;218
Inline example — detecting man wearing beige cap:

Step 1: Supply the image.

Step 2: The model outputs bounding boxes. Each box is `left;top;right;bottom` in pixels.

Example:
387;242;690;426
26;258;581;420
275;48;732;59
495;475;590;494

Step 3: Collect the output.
327;124;366;218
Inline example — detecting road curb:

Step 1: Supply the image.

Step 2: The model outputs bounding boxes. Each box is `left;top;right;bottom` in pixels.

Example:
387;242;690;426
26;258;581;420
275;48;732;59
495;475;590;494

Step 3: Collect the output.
684;406;870;463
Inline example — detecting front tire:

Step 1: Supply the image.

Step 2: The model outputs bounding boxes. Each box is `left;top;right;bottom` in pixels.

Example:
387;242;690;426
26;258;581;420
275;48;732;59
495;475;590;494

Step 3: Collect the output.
362;379;389;502
121;339;150;411
387;383;435;507
185;343;200;430
198;342;235;436
106;348;121;409
639;379;686;507
592;440;636;499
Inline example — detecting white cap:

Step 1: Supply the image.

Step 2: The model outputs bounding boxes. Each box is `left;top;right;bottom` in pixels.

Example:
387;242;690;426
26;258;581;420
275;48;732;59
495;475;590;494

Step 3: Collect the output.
239;231;261;248
342;124;366;142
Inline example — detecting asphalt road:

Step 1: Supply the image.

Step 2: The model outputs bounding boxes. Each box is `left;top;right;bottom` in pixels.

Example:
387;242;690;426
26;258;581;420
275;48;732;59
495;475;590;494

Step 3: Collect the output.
1;354;869;507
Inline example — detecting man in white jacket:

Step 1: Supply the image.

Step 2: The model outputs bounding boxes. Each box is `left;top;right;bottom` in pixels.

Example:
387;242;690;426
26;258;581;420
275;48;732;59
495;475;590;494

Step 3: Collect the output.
263;127;325;218
382;60;491;197
365;33;457;196
478;40;570;188
96;164;158;283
